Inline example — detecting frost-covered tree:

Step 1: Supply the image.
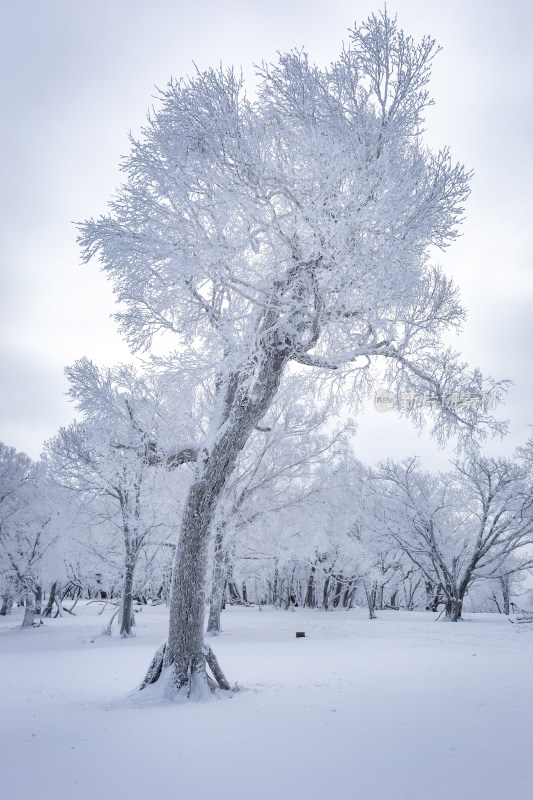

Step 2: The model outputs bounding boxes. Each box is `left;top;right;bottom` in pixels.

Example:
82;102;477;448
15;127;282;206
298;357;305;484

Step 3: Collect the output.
374;456;533;620
0;445;55;624
0;445;34;614
302;455;404;617
44;360;191;636
79;12;506;697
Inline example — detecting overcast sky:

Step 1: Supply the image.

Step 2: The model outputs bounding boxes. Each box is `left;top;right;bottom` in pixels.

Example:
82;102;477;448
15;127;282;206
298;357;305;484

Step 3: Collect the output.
1;0;532;467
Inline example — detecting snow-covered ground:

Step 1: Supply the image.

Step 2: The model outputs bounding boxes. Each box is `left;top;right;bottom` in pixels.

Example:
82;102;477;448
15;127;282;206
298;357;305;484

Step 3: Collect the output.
1;603;531;800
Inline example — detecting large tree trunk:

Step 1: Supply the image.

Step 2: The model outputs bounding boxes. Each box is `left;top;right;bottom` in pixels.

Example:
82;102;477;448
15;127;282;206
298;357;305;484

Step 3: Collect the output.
141;347;288;698
444;575;469;621
162;445;243;696
444;594;463;621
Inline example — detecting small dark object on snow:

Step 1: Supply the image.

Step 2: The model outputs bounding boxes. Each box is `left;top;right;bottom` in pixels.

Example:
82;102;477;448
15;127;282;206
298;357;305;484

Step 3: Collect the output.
296;631;305;638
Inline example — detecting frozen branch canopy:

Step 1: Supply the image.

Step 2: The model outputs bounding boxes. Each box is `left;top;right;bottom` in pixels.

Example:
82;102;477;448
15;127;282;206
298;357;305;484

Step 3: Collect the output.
78;10;508;698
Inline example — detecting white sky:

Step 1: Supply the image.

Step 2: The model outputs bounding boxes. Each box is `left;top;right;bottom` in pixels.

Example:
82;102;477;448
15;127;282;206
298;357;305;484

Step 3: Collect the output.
1;0;532;467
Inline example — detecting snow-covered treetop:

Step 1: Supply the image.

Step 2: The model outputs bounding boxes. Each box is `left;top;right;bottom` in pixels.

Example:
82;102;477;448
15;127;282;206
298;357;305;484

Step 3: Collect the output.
78;10;506;446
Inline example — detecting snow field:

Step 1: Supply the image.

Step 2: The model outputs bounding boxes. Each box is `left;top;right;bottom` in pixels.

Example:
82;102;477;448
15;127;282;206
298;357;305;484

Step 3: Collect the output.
0;604;531;800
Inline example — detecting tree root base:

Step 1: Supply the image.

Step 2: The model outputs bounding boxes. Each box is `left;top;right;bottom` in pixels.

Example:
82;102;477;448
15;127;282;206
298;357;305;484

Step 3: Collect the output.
139;641;234;697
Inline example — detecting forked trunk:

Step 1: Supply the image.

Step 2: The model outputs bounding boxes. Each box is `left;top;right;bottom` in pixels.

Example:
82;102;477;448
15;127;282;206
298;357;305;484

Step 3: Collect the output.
444;596;463;621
